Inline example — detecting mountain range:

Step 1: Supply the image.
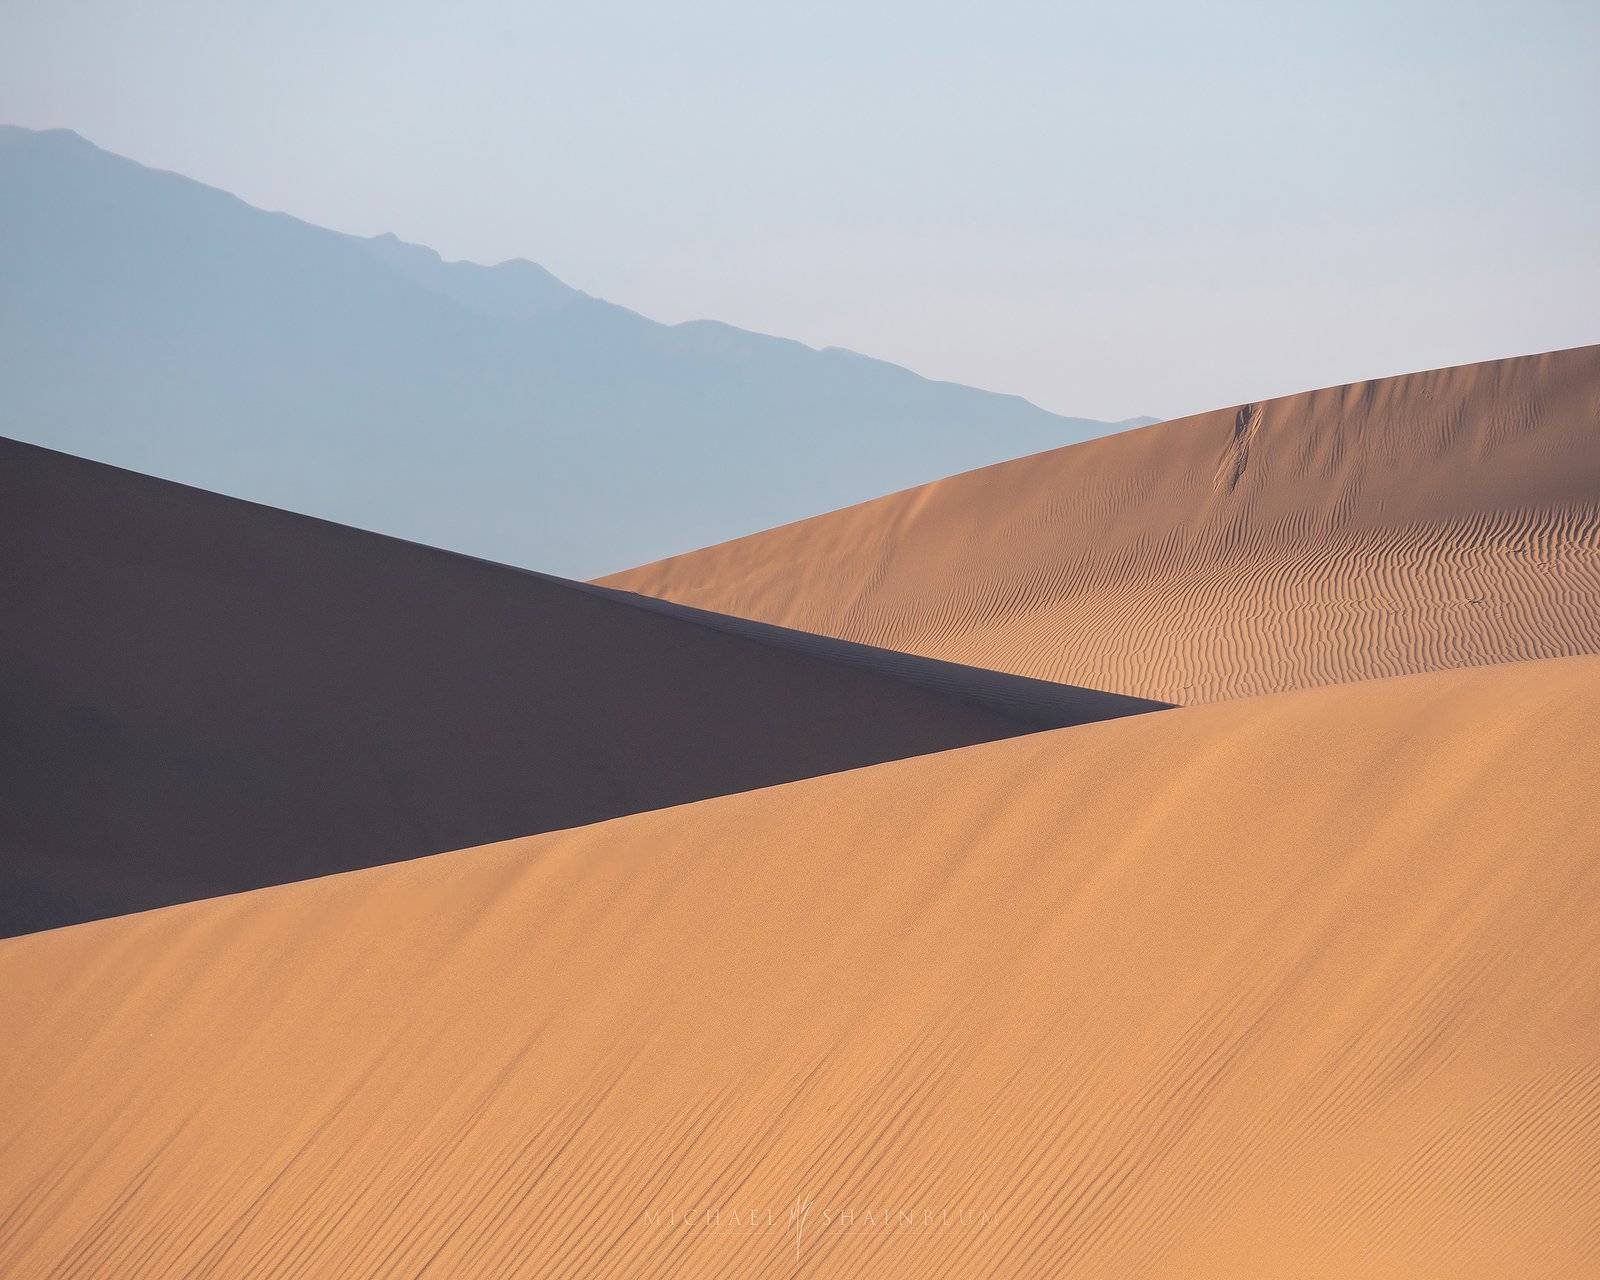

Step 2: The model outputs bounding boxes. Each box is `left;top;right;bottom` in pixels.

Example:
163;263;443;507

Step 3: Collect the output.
0;124;1148;576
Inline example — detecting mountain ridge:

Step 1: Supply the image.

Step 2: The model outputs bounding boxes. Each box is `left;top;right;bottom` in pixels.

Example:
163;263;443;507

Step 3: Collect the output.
0;123;1137;577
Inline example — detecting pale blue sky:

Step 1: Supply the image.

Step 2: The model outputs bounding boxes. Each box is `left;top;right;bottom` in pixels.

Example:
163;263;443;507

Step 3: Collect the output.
3;0;1596;419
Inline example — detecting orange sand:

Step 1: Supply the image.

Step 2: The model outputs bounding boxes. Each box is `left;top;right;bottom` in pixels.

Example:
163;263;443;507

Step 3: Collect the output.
604;346;1600;704
3;656;1596;1277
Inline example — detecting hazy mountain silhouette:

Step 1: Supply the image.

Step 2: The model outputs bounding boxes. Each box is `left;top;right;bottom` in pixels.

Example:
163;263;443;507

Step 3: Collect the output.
1;125;1136;576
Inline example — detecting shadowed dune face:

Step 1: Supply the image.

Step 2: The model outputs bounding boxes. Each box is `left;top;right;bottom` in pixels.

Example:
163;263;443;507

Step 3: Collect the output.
1;658;1597;1277
0;438;1157;939
570;579;1168;727
604;346;1600;703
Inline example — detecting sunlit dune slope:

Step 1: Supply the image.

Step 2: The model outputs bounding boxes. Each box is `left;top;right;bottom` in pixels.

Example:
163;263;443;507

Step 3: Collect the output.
0;438;1156;938
604;346;1600;704
3;656;1596;1278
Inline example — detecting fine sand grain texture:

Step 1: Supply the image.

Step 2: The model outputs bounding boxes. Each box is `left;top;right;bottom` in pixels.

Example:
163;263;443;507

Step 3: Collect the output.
0;438;1156;938
604;346;1600;704
2;656;1596;1277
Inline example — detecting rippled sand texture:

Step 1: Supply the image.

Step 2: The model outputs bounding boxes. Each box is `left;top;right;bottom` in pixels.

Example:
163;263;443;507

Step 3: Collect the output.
3;657;1597;1278
604;346;1600;703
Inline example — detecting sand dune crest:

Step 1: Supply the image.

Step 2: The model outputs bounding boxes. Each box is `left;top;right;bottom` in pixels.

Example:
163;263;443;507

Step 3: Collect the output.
2;657;1595;1276
0;437;1154;937
604;345;1600;703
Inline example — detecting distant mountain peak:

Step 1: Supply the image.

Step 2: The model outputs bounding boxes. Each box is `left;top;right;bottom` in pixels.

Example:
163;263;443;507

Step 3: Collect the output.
0;122;92;149
356;229;580;320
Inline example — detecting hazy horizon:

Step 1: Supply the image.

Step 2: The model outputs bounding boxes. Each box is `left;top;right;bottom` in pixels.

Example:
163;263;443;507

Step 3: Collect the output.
4;0;1595;422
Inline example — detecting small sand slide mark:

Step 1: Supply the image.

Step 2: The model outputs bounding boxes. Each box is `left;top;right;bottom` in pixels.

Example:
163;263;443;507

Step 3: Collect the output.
1219;402;1264;492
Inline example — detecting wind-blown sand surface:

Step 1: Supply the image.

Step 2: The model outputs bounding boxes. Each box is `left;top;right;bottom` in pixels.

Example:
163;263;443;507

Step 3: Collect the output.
0;438;1155;938
3;657;1596;1277
604;346;1600;703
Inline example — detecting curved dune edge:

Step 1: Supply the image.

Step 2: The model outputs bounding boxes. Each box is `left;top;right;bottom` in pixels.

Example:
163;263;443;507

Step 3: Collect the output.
4;436;1153;940
3;656;1598;1277
602;345;1600;705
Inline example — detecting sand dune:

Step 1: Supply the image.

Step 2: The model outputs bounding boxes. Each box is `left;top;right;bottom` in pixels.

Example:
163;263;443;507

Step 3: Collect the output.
0;438;1157;938
604;345;1600;703
573;579;1164;725
2;656;1596;1277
